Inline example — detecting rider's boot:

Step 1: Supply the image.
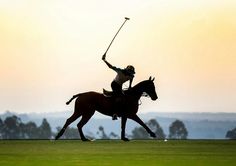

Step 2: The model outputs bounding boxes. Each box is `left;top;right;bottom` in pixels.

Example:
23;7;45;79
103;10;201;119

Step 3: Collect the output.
112;96;124;120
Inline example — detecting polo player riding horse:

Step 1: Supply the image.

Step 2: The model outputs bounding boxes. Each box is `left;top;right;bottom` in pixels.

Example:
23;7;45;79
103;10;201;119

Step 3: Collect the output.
55;77;158;141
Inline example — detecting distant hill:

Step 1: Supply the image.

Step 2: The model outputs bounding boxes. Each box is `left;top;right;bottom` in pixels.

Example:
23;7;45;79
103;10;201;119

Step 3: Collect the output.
0;111;236;139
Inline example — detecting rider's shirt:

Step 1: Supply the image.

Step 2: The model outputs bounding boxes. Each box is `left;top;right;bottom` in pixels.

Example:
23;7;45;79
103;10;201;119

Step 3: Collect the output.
112;67;134;85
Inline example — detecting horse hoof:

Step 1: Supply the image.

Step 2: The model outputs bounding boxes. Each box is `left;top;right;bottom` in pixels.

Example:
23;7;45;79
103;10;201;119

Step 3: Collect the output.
150;132;156;138
121;137;130;142
81;138;90;142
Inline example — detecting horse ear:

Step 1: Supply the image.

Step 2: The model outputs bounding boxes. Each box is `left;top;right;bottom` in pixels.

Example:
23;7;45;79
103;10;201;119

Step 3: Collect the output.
149;76;155;81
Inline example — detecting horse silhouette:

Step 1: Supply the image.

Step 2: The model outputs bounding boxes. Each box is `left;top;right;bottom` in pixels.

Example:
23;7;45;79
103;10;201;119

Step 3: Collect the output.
55;76;158;141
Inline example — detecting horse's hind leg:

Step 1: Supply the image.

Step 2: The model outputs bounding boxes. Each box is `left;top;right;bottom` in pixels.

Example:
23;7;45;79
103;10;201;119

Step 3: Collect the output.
77;113;94;141
55;113;80;140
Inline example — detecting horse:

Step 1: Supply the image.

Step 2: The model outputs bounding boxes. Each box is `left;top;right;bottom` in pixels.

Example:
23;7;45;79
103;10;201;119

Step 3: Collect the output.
55;76;158;141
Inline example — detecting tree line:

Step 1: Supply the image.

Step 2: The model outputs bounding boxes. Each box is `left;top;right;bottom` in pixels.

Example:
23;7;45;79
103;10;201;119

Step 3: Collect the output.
1;115;235;139
0;115;51;139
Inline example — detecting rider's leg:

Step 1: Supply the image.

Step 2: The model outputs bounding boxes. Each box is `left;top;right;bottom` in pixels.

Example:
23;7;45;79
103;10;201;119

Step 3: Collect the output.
111;81;123;95
111;81;123;120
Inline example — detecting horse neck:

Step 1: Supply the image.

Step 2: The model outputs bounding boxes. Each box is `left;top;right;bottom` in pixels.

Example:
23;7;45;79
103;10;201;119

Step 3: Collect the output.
129;81;146;100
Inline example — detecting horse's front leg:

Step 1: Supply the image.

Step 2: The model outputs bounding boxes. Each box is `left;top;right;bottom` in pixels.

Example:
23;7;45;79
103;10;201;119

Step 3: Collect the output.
130;114;156;138
121;116;129;141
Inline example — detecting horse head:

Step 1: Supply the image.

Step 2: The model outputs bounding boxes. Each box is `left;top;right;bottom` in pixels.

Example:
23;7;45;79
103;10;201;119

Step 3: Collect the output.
133;76;158;100
145;76;158;100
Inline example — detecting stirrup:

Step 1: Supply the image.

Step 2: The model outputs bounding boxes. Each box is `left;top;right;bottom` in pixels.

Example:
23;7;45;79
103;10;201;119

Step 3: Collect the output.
112;114;118;120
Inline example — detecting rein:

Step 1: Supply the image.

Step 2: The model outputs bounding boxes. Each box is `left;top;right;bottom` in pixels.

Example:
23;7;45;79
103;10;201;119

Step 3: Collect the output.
123;81;152;105
138;92;151;105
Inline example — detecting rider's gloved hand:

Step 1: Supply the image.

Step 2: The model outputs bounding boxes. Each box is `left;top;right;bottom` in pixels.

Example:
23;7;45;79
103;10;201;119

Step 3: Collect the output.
102;53;106;61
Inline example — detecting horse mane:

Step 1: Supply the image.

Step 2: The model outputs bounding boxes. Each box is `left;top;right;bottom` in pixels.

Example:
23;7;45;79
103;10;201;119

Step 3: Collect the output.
124;79;150;95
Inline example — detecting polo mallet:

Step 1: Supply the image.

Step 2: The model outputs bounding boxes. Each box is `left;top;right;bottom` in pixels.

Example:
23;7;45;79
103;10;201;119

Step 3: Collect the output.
102;17;130;60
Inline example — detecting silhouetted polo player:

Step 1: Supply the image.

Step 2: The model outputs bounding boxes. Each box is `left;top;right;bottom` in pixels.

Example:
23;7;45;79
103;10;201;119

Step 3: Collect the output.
102;55;135;120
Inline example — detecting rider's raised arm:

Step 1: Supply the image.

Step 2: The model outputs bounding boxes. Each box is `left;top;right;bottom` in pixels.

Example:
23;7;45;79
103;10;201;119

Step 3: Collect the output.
103;59;117;71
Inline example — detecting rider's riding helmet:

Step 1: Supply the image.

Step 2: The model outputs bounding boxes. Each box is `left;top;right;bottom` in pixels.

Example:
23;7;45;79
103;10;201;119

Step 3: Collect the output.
125;65;135;75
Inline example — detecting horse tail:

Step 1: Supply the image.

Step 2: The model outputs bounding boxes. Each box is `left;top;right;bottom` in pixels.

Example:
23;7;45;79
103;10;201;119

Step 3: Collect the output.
66;94;81;105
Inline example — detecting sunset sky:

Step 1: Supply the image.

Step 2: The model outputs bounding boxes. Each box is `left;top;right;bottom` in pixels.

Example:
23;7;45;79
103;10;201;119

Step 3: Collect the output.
0;0;235;113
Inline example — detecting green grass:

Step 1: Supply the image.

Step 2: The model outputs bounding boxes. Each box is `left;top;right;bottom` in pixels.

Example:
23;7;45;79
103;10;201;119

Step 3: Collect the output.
0;140;235;166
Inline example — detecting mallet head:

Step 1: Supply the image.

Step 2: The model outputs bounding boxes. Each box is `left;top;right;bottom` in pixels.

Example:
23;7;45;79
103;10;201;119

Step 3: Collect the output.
125;17;130;20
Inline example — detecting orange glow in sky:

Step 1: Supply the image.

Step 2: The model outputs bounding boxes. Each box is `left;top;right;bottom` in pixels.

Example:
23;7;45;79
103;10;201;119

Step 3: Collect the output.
0;0;235;113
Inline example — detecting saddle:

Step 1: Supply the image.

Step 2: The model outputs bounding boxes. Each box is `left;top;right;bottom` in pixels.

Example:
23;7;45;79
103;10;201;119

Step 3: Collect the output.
103;88;129;97
103;89;114;97
103;88;129;107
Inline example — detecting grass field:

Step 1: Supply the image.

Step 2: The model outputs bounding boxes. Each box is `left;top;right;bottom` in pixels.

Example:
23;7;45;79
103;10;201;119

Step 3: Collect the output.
0;140;235;166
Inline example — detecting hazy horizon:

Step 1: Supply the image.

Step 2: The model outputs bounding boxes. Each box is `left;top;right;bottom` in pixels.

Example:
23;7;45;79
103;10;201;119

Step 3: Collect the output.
1;109;236;115
1;0;235;114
